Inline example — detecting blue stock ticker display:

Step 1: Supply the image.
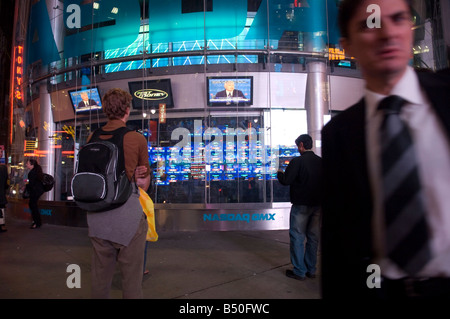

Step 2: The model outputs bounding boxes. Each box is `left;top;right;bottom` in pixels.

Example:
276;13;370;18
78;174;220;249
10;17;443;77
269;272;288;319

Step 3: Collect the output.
148;141;299;186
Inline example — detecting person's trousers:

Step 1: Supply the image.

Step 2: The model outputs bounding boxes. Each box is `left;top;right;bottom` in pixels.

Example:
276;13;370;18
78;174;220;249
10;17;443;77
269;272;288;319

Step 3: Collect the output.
90;216;148;299
289;205;321;277
29;196;41;226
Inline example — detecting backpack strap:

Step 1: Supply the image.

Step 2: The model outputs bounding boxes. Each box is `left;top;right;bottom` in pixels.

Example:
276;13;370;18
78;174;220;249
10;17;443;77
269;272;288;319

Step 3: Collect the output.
89;127;132;179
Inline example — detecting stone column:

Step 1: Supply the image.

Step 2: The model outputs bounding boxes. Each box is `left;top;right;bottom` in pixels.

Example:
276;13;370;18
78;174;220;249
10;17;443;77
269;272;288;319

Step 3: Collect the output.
38;83;55;200
45;0;65;200
304;59;328;156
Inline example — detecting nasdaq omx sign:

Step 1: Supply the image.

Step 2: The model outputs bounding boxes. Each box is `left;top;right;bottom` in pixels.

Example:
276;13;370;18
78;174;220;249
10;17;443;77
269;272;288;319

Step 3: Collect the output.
26;0;339;66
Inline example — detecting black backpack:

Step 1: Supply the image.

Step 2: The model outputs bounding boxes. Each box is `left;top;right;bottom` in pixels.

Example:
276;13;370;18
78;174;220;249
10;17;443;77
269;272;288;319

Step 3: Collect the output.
71;127;132;212
42;173;54;192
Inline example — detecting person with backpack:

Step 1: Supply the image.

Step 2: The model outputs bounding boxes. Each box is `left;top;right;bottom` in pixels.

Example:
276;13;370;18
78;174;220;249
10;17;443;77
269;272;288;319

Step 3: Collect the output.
83;88;150;299
25;159;45;229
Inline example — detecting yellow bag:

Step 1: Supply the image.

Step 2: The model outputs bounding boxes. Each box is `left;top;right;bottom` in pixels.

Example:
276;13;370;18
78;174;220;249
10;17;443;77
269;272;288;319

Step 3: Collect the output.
138;187;158;242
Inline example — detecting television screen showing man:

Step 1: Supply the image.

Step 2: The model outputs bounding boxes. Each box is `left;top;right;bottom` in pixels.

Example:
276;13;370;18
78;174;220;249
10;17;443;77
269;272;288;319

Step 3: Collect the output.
214;81;247;105
77;92;98;111
214;81;245;100
208;77;252;106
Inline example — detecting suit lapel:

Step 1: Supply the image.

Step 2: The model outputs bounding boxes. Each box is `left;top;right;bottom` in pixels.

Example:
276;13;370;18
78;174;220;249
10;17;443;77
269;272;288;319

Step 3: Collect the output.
340;99;374;256
338;99;373;213
349;99;372;205
341;100;370;187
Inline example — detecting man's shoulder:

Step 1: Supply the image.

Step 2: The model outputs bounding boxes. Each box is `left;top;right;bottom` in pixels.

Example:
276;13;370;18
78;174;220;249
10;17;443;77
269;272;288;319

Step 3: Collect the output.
292;153;318;164
290;156;302;163
436;68;450;79
323;98;365;134
417;68;450;89
124;130;147;143
300;151;322;162
215;90;226;96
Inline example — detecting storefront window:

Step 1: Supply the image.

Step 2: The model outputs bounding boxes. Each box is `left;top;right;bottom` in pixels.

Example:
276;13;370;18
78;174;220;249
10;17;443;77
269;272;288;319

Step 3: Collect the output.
7;0;448;206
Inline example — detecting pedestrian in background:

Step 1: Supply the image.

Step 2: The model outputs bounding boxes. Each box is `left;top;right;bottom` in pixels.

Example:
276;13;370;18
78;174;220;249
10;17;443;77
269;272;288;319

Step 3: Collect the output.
0;164;8;232
25;159;45;229
277;134;322;281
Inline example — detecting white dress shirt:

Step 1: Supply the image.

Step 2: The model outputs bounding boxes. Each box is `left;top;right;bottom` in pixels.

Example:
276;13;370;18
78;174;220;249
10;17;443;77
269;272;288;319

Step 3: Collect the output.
365;66;450;278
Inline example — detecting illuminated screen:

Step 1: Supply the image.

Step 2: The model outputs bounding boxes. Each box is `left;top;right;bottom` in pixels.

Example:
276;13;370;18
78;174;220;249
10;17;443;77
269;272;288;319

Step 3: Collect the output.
69;87;102;113
207;76;253;106
147;144;298;183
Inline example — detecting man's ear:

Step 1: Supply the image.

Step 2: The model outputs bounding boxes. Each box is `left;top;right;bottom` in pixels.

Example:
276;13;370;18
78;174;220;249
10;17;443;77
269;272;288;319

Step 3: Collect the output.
122;106;131;121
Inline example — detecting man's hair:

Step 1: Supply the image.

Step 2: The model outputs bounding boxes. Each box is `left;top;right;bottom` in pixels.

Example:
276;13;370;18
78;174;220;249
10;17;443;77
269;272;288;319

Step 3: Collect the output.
295;134;313;150
102;88;132;120
27;158;44;180
338;0;413;39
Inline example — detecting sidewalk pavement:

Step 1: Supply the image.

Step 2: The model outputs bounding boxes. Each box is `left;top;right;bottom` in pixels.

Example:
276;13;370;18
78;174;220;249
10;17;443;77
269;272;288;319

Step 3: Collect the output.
0;218;321;300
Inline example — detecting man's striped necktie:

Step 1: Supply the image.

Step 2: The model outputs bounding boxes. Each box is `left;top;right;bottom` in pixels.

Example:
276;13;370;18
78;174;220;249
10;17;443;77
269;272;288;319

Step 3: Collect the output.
378;95;432;276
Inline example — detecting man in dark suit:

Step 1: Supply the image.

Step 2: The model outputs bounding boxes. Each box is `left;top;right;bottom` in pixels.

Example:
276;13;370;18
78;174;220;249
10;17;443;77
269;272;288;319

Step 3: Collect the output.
214;80;246;99
77;92;98;109
321;0;450;299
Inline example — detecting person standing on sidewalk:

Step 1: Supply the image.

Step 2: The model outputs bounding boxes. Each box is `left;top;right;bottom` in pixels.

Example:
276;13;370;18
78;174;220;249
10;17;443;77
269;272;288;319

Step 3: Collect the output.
87;88;150;299
277;134;323;281
0;164;8;232
25;159;45;229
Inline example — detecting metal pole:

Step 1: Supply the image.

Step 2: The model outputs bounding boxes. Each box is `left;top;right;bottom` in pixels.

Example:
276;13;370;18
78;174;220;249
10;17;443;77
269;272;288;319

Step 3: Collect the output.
38;82;55;200
304;59;328;156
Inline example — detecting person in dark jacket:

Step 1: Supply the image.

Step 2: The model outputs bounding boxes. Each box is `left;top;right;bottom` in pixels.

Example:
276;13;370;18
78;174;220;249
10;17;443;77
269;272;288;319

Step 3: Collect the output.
321;0;450;299
277;134;322;280
25;159;45;229
0;164;8;232
0;164;8;209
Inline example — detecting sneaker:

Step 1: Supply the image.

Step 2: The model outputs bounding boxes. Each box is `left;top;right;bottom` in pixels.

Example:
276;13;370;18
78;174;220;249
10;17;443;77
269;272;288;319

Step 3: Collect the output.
306;272;316;279
285;269;306;281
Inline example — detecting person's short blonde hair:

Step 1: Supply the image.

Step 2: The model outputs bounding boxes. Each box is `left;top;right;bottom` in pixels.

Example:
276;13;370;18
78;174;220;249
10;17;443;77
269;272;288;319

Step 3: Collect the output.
102;88;132;120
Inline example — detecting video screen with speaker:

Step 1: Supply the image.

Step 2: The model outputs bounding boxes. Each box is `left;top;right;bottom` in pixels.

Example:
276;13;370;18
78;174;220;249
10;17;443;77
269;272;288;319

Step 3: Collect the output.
69;87;103;114
207;76;253;106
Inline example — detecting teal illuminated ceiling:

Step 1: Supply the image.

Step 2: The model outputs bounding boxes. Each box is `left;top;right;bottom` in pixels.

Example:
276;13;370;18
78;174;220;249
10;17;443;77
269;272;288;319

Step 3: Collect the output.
104;26;260;72
26;0;341;68
146;0;248;43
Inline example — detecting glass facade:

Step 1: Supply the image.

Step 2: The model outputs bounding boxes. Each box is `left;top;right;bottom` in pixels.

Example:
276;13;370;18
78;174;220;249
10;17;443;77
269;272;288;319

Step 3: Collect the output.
7;0;448;206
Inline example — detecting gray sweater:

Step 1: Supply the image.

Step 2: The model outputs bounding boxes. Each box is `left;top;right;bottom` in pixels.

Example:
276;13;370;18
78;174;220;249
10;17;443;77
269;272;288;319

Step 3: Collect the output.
87;185;143;246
